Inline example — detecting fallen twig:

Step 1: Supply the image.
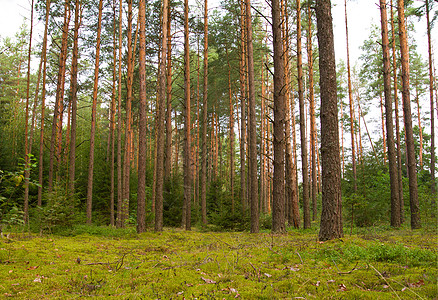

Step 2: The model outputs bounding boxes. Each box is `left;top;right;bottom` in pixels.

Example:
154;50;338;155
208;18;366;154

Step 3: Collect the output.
338;262;359;275
370;264;401;300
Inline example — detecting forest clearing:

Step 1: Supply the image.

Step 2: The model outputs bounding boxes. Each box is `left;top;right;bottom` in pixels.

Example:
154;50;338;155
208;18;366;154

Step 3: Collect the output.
0;224;437;299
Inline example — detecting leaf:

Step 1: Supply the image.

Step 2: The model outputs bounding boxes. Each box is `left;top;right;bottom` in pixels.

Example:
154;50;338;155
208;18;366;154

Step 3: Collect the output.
264;273;272;278
337;284;347;292
27;266;39;270
33;277;41;283
201;277;216;284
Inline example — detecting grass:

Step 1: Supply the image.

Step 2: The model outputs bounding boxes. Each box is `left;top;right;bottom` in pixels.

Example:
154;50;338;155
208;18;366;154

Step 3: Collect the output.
0;224;437;299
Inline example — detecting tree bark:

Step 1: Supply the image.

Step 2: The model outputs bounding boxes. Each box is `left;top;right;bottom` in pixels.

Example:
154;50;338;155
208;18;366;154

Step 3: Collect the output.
137;0;147;233
316;0;343;241
390;0;404;222
48;0;70;193
155;0;169;231
426;0;436;196
239;0;247;213
307;4;318;222
86;0;104;224
183;0;192;230
245;0;259;233
165;3;173;181
38;0;51;206
271;0;286;233
296;0;310;229
200;0;208;225
397;0;421;229
379;0;400;227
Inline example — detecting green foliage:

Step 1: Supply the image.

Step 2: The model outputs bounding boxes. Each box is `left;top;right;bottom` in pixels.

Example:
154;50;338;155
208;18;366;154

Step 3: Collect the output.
33;182;78;234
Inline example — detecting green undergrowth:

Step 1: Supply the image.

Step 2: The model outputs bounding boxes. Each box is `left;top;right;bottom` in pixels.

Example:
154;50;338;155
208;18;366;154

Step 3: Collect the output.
0;226;436;299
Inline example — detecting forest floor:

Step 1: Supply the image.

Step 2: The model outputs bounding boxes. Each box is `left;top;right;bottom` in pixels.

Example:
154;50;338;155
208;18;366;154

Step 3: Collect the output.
0;224;436;299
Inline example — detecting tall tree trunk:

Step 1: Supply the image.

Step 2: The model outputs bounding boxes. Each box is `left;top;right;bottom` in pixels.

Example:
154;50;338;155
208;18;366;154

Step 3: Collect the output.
68;0;81;200
200;0;208;225
344;0;357;193
183;0;192;231
109;0;116;226
307;4;318;222
239;0;247;213
122;0;134;227
316;0;343;241
48;0;70;193
137;0;147;233
38;0;51;206
414;88;423;169
155;0;169;231
390;0;404;222
271;0;286;233
165;3;173;181
226;48;235;212
116;0;124;228
379;92;387;164
86;0;104;224
426;0;436;196
297;0;310;229
23;0;34;225
379;0;400;227
397;0;421;229
245;0;259;233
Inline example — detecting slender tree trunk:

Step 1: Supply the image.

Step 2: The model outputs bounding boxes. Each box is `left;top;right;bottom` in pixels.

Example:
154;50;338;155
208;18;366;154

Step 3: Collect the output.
48;0;70;193
316;0;343;241
38;0;51;206
271;0;286;232
240;0;247;213
226;48;235;212
137;0;147;233
86;0;104;224
414;88;423;169
200;0;208;225
155;0;169;231
121;0;134;227
296;0;310;229
307;4;318;222
426;0;436;196
390;0;404;222
23;0;34;225
109;0;116;226
379;92;387;163
165;4;173;181
68;0;81;200
397;0;421;229
380;0;400;227
245;0;259;233
183;0;192;231
116;0;124;228
344;0;357;193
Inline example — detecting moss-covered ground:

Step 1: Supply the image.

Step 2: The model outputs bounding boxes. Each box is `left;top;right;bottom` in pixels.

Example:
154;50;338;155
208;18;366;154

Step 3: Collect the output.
0;225;436;299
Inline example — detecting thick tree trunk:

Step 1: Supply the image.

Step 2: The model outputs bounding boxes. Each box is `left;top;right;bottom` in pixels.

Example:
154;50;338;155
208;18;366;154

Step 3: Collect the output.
86;0;104;224
316;0;343;241
271;0;286;233
245;0;259;233
397;0;421;229
137;0;147;233
379;0;400;227
155;0;169;231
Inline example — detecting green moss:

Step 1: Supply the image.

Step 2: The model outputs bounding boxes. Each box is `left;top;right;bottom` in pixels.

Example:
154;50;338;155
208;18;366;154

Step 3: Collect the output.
0;226;436;299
